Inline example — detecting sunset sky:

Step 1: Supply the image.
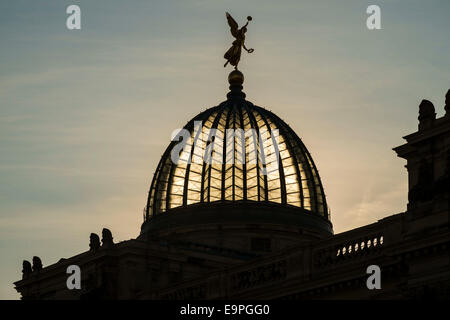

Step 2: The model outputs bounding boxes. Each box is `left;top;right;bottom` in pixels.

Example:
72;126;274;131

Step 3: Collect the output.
1;0;449;299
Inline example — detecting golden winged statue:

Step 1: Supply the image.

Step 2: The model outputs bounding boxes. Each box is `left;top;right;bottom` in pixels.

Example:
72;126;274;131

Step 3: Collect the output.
224;12;254;69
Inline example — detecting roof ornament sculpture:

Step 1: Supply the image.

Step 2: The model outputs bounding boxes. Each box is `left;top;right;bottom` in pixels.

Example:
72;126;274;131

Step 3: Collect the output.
418;99;436;130
32;256;42;272
22;260;32;279
101;228;114;248
224;12;254;70
89;233;101;251
445;89;450;116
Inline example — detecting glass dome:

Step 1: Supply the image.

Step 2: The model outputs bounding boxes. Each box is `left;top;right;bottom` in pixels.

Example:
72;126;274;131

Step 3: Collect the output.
145;71;329;221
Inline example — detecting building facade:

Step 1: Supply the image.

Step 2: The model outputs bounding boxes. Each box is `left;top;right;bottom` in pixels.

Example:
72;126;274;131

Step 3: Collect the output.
14;72;450;300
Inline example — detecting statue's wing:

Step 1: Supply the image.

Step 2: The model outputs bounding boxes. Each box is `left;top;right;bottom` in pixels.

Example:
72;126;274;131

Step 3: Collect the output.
226;12;239;38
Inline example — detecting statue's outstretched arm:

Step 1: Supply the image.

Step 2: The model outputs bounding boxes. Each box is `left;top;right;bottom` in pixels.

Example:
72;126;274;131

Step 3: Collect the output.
243;44;254;53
